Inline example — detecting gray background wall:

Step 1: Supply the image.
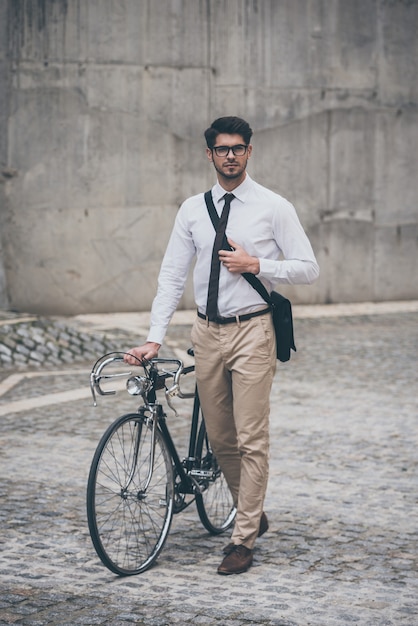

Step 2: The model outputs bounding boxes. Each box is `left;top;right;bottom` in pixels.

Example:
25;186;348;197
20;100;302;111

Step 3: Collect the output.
0;0;417;314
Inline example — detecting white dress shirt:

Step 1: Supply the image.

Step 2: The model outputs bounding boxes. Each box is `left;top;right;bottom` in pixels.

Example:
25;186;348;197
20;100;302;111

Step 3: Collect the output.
147;174;319;344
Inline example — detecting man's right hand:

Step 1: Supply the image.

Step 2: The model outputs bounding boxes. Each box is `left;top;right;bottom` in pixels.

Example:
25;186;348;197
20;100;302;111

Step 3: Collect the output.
124;342;161;365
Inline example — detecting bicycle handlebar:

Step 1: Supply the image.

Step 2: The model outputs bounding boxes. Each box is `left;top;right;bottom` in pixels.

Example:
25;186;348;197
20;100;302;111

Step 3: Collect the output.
89;352;195;408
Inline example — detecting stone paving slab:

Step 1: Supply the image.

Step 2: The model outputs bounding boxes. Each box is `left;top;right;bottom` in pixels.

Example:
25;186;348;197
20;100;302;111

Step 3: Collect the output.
0;305;417;624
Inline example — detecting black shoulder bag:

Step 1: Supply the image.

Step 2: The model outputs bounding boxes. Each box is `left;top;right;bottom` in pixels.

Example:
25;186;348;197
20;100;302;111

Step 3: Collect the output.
204;191;296;362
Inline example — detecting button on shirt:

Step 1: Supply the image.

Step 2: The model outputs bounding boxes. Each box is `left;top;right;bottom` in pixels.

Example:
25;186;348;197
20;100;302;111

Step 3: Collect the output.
147;174;319;345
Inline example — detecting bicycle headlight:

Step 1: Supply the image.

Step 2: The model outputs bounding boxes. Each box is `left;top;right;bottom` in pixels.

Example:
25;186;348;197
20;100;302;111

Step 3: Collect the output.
126;376;152;396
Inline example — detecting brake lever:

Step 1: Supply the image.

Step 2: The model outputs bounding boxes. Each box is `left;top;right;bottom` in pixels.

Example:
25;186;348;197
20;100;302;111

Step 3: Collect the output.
165;383;179;416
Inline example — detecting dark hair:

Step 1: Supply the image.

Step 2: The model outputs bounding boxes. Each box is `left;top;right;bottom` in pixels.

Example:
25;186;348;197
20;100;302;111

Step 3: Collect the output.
204;116;253;149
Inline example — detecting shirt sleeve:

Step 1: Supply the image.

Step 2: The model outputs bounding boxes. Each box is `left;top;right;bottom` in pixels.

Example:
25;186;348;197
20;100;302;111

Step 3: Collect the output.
147;206;196;345
258;199;320;285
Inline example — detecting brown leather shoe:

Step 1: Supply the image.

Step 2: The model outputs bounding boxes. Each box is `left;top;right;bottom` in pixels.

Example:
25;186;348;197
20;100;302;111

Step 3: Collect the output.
217;545;253;575
223;512;269;555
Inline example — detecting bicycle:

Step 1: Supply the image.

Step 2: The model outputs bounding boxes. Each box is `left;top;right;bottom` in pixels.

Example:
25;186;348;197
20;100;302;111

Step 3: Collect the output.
86;350;236;576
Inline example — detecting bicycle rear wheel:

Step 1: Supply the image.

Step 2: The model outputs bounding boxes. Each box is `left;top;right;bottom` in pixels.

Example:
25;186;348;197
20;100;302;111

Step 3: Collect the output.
195;419;236;534
87;413;174;575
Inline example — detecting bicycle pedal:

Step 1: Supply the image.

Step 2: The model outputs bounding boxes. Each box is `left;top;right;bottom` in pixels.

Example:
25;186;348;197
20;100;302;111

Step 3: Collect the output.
190;469;214;479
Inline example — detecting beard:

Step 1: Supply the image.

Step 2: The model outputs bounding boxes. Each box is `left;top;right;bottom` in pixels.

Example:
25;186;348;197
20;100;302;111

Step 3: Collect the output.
213;159;248;180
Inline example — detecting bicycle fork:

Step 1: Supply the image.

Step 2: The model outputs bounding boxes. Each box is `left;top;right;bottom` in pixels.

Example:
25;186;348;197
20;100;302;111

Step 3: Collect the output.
120;406;160;497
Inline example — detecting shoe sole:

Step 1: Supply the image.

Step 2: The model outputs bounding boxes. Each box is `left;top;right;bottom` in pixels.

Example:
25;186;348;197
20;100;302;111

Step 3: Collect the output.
217;561;253;575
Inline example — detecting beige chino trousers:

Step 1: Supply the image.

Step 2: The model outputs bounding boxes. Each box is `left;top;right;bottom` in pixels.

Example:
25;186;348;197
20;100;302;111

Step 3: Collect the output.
191;311;277;549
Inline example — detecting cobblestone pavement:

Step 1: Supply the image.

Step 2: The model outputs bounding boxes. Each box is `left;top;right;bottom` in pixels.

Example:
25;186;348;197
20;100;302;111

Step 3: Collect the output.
0;303;417;625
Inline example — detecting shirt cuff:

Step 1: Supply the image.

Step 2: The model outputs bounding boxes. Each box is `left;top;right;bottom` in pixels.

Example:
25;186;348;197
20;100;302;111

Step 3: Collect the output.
146;326;167;346
258;258;279;279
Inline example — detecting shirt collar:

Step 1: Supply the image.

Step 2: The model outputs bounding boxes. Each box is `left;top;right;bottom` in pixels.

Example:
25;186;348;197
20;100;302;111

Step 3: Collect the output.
213;173;253;205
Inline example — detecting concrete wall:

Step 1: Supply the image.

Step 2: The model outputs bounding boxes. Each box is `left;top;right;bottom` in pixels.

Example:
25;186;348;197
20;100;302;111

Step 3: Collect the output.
0;0;417;314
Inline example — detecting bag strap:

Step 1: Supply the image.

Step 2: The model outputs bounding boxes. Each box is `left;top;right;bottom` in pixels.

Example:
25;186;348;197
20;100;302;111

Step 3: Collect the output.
204;190;273;306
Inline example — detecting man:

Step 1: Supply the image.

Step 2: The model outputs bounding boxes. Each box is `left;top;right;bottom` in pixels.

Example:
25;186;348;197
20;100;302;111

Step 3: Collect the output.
125;116;319;575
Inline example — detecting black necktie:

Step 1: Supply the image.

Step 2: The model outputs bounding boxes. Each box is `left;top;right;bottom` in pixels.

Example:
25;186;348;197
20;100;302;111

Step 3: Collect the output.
206;193;234;321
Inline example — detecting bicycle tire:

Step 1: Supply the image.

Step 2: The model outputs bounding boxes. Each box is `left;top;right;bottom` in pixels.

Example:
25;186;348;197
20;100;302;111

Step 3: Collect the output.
87;412;174;575
195;418;236;534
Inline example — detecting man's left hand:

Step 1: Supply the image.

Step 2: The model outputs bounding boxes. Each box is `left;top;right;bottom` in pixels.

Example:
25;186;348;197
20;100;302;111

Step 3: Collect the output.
219;238;260;275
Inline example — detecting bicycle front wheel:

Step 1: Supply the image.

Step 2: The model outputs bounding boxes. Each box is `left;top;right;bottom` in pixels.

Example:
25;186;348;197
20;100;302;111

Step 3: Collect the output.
195;419;236;534
87;413;174;575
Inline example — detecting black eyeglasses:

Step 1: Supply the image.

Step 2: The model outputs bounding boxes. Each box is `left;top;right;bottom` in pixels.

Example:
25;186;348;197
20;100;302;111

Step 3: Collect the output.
211;144;248;157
